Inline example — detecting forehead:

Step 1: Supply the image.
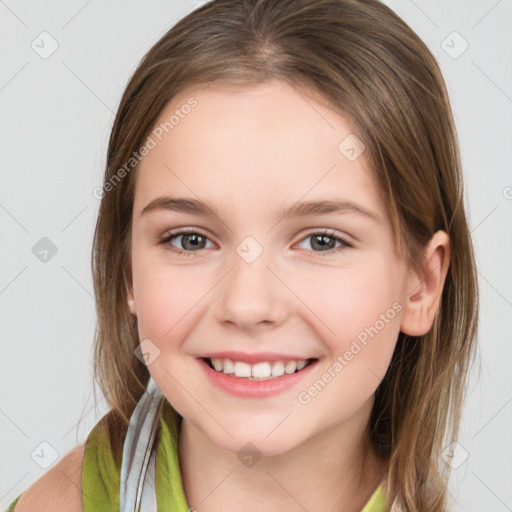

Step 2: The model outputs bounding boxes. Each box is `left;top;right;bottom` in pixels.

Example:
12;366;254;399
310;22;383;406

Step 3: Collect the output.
134;79;386;222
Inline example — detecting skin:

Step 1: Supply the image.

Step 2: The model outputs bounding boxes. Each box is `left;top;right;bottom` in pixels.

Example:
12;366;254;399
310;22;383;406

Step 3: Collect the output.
127;79;450;512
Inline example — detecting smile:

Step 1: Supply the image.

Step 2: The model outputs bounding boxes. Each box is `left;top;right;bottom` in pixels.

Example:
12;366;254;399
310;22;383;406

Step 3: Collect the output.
198;355;319;398
203;357;315;381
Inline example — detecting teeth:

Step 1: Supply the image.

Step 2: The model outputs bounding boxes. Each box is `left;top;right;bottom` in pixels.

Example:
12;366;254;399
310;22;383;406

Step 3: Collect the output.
207;357;312;380
223;359;234;375
296;360;307;371
234;361;252;377
271;361;285;377
284;361;297;374
252;362;272;378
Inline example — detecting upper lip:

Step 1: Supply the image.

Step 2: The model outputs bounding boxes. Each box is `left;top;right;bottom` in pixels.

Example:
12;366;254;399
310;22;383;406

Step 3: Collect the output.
198;351;317;364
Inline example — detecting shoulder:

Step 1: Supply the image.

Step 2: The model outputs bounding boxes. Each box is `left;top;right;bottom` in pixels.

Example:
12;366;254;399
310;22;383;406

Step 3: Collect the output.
13;443;85;512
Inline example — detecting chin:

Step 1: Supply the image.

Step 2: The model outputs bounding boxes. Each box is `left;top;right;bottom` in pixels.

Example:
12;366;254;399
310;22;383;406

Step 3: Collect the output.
202;420;306;458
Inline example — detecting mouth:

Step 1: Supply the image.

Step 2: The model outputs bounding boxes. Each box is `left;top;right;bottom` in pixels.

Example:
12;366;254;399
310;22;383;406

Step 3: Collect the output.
200;356;318;381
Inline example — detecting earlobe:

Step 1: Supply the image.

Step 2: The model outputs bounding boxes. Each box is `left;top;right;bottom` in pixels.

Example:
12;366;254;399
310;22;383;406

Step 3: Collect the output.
124;267;137;316
127;281;136;316
128;297;137;315
400;230;451;336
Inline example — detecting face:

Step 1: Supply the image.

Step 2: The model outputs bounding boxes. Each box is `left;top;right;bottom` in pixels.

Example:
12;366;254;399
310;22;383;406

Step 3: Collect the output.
128;79;412;456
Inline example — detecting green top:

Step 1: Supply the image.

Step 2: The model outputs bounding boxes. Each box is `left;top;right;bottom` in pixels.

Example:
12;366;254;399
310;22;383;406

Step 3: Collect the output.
4;398;387;511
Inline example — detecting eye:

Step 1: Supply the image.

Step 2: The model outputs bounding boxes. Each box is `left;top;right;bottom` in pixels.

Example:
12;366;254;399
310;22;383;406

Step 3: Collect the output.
159;228;352;257
296;230;352;255
159;228;215;256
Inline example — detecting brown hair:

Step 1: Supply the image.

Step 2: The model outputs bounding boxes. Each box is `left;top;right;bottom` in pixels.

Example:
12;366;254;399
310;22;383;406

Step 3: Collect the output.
90;1;479;510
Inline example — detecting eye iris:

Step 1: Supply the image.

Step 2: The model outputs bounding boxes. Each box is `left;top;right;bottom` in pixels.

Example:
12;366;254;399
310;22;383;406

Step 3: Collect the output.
181;233;205;250
312;234;336;251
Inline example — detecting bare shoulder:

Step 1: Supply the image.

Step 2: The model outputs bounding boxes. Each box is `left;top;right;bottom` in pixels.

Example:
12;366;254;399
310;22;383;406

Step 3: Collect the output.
14;443;86;512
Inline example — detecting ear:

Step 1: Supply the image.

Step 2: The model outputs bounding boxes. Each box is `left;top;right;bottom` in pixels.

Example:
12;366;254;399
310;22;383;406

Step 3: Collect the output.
400;230;451;336
125;270;137;316
128;288;137;316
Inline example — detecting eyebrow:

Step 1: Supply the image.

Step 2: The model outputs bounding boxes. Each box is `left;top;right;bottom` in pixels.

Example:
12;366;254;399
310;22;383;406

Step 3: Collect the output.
140;196;382;224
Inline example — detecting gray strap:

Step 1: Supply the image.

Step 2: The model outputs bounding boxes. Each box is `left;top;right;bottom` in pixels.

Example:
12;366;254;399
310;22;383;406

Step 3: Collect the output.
120;377;163;512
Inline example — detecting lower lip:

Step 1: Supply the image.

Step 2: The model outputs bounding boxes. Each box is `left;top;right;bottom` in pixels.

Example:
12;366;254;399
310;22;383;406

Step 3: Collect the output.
198;358;318;398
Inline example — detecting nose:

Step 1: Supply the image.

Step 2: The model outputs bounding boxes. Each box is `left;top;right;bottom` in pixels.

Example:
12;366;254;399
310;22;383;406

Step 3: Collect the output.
213;248;289;331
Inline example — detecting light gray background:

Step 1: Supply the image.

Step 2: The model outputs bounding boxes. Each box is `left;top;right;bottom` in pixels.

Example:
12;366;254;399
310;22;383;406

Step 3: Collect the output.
1;1;511;510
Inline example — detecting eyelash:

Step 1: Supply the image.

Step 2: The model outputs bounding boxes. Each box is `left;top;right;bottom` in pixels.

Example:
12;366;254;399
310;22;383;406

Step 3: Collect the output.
158;228;353;257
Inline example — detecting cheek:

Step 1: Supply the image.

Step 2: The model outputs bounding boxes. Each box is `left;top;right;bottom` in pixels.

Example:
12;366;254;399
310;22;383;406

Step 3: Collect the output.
132;253;217;355
296;270;402;418
299;258;404;376
303;264;402;337
131;248;191;343
334;269;403;381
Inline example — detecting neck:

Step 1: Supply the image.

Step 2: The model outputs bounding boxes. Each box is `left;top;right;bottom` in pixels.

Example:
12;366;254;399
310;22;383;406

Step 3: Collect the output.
178;403;387;512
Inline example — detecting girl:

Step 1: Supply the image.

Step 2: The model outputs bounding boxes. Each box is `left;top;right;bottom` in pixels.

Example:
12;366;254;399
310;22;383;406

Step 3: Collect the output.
8;0;478;510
